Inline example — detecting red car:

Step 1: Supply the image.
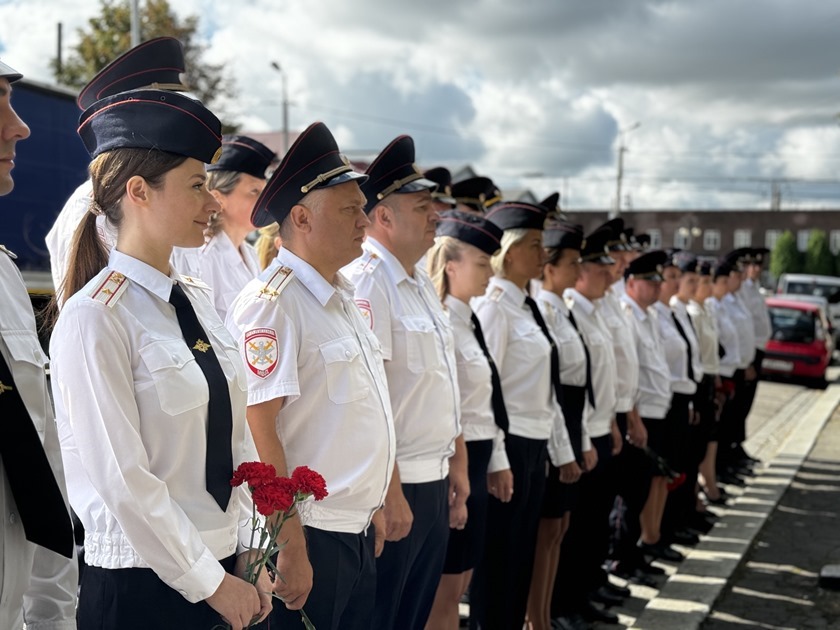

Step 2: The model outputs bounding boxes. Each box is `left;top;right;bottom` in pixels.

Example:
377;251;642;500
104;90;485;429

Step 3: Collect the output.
763;297;832;383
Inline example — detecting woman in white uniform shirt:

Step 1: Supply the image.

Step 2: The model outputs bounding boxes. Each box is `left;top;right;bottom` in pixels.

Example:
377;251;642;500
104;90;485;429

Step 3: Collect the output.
49;91;271;629
172;135;275;322
425;210;512;630
470;202;576;630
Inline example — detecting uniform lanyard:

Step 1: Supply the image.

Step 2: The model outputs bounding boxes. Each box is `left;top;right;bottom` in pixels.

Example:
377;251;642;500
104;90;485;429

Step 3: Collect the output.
169;283;233;511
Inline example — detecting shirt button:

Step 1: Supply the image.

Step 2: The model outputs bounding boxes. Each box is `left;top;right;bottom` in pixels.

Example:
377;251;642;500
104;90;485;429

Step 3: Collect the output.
229;527;236;535
345;350;352;358
9;512;16;525
229;543;235;552
34;350;42;361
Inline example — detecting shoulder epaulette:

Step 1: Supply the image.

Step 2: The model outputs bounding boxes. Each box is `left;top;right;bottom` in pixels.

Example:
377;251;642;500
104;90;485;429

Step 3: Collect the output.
257;264;295;302
179;274;211;290
0;244;17;260
89;270;129;307
358;251;381;275
488;285;504;302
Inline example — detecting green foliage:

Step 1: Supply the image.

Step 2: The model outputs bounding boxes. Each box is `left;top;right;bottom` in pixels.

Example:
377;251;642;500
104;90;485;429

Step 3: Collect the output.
804;229;836;276
51;0;238;131
770;230;803;278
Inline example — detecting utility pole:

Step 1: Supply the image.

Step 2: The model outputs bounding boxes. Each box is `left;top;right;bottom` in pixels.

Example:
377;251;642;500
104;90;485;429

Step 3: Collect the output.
130;0;141;47
770;179;782;211
612;122;640;219
270;61;290;155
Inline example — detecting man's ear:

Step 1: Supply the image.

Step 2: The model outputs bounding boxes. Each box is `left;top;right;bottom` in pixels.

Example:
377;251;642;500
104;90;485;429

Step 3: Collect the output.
288;203;312;234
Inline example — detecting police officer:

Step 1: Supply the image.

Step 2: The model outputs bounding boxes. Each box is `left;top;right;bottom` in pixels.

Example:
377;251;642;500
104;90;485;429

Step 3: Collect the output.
424;167;458;213
227;122;396;629
46;37;189;300
50;89;271;629
172;134;275;322
451;176;501;215
345;135;462;629
0;58;78;630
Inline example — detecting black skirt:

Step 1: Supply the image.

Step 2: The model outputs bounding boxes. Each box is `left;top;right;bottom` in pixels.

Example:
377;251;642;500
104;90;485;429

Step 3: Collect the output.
541;385;586;518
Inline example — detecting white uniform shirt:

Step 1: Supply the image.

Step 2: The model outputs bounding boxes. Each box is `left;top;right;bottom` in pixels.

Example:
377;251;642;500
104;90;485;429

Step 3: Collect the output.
227;248;396;533
173;232;261;323
688;299;721;376
706;296;741;377
0;249;77;630
46;179;118;299
344;238;460;484
740;278;772;349
444;295;510;473
652;301;696;395
621;295;672;419
51;250;257;605
670;297;704;383
472;277;575;466
723;293;756;368
563;289;618;439
600;288;639;413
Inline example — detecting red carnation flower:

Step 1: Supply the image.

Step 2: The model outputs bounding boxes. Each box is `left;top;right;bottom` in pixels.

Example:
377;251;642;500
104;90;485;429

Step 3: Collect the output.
252;477;297;516
291;466;328;501
231;462;277;489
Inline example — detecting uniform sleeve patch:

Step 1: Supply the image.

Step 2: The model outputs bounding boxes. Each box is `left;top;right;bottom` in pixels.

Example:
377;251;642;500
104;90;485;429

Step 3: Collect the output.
355;298;374;330
245;328;279;379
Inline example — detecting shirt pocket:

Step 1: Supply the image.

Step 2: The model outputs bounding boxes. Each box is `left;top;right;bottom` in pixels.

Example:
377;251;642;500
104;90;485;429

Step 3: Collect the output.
2;331;48;432
319;336;371;404
459;344;491;389
400;315;441;373
138;339;210;416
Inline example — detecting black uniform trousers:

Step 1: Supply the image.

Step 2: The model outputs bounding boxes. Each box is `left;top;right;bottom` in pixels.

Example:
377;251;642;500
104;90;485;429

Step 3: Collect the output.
735;349;764;445
717;369;745;469
373;477;449;630
270;526;376;630
662;393;693;539
470;434;547;630
552;433;614;616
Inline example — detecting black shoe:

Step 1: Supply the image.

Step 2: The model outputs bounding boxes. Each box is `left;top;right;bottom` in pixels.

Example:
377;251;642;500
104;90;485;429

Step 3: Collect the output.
627;568;658;587
604;581;631;598
688;513;716;533
581;600;619;624
590;585;625;607
670;529;700;546
639;541;685;562
552;613;591;630
718;472;746;486
636;558;667;575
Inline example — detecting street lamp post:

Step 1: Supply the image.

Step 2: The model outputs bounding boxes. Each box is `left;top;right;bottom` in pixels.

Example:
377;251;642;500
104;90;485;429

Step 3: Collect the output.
130;0;141;47
612;121;640;219
270;61;290;155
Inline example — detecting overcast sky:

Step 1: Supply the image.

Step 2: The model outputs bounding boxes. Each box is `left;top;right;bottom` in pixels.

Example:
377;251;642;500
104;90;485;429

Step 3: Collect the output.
2;0;840;210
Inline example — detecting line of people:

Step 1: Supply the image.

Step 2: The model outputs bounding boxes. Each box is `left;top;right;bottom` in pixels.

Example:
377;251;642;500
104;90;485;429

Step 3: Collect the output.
1;36;771;630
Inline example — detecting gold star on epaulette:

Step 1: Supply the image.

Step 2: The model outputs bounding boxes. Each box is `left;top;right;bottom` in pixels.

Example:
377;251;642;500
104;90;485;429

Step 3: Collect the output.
0;381;14;395
193;339;211;353
259;286;279;297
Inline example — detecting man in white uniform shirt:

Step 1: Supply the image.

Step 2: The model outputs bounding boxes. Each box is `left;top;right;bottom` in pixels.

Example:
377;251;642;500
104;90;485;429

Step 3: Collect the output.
344;135;462;630
0;58;78;630
46;37;188;299
227;122;396;630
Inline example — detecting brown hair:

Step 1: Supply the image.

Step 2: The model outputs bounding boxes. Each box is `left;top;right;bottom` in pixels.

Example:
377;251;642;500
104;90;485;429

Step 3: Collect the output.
44;148;186;328
205;169;241;238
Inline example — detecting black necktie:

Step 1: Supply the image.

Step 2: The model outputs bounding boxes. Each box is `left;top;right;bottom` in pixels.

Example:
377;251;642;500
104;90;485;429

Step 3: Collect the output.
524;296;562;406
671;312;696;382
470;313;510;433
0;348;74;558
566;310;596;409
169;283;233;511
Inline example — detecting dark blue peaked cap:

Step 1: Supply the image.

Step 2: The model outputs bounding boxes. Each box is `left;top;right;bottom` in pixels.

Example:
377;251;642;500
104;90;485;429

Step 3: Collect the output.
543;219;583;251
424;167;457;206
207;135;276;179
362;135;437;214
452;176;502;213
485;201;547;231
540;192;560;214
77;89;222;163
77;37;187;110
625;249;669;280
251;121;367;228
436;210;503;256
0;59;22;83
581;226;616;264
597;217;631;252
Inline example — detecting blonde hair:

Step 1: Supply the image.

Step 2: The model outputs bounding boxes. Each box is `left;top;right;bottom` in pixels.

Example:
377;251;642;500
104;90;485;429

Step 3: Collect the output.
255;222;281;270
204;169;242;238
490;228;529;277
426;235;465;301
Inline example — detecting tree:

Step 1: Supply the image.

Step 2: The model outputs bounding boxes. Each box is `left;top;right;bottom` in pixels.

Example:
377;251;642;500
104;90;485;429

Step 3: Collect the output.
804;229;835;276
770;230;803;279
51;0;237;130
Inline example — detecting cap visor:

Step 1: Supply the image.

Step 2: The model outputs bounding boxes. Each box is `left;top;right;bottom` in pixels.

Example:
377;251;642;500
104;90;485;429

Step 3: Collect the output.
0;60;22;83
396;177;438;194
322;170;368;189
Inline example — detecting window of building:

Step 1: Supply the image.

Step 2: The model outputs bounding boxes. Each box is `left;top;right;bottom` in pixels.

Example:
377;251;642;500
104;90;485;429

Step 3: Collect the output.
797;230;811;252
830;230;840;255
674;230;690;249
733;229;752;248
703;229;721;251
765;229;782;250
648;229;661;249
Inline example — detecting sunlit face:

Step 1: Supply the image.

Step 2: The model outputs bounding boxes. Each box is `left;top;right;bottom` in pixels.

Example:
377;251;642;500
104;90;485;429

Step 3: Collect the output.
677;271;699;302
505;229;544;285
216;172;265;232
307;181;369;269
0;78;31;196
659;266;681;302
727;270;742;292
447;242;493;300
695;275;712;302
148;158;219;248
543;248;581;294
628;277;661;308
578;261;612;299
390;190;438;256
